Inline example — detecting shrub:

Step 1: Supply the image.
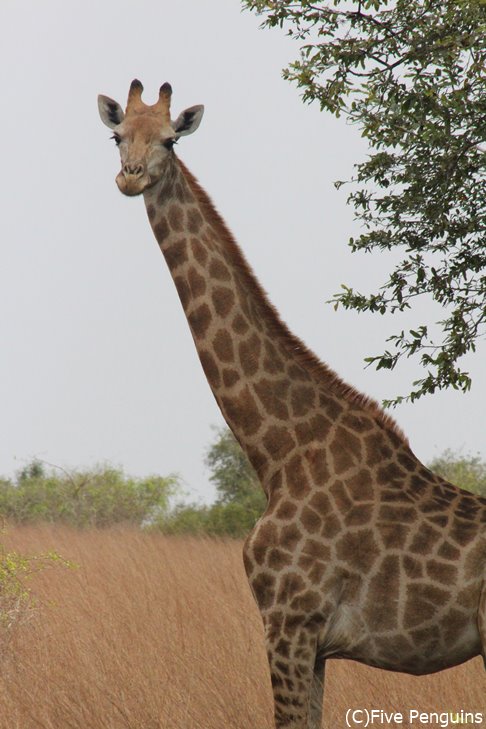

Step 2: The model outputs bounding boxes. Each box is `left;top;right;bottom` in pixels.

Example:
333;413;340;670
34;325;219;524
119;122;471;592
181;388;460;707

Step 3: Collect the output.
0;529;70;658
0;462;177;528
159;490;264;538
158;427;266;538
429;450;486;498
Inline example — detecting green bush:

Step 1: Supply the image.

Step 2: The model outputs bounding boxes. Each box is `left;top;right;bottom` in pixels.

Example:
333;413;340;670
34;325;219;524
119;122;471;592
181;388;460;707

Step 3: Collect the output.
160;444;486;537
5;444;483;540
158;504;212;536
159;489;264;538
0;462;177;528
0;531;71;657
428;450;486;498
157;427;266;538
205;426;263;506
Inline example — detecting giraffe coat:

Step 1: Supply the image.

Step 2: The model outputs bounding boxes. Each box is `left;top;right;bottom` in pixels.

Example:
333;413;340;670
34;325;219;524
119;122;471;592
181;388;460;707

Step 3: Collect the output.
98;81;486;729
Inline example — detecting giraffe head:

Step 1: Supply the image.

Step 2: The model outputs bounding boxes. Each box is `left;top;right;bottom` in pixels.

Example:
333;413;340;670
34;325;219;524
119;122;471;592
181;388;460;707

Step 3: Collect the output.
98;79;204;196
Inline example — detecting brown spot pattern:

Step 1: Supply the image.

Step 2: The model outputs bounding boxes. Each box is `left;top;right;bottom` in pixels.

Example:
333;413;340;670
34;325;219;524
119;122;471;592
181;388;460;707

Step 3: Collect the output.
252;573;276;610
280;524;302;551
404;584;450;628
426;559;458;585
209;258;231;281
187;208;203;233
309;491;332;515
232;313;250;334
220;386;263;436
301;506;321;533
252;521;278;564
254;378;291;421
336;529;380;572
304;448;330;486
212;286;235;317
154;216;170;243
346;469;373;501
199;350;220;388
284;455;310;499
268;548;293;570
378;522;410;549
364;555;399;631
276;501;298;520
239;334;262;377
164;237;188;269
222;368;240;388
277;573;306;604
191;236;208;265
187;267;206;297
264;340;285;374
168;204;184;231
409;523;442;554
262;426;296;459
173;276;190;308
188;303;212;338
290;385;316;417
213;329;235;363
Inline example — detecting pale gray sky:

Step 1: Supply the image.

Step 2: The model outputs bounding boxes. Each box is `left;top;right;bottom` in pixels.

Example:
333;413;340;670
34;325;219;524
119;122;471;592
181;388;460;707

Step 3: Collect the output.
1;0;483;501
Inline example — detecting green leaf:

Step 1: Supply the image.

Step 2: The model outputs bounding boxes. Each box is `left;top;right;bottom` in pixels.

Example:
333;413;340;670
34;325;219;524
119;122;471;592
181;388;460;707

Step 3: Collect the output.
243;0;486;403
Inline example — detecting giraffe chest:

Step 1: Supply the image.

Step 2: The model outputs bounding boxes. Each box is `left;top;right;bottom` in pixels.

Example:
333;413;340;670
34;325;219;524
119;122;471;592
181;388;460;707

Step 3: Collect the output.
244;510;484;674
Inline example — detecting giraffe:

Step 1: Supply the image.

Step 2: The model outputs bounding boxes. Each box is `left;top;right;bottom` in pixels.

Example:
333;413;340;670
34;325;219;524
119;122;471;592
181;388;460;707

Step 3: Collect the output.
98;80;486;728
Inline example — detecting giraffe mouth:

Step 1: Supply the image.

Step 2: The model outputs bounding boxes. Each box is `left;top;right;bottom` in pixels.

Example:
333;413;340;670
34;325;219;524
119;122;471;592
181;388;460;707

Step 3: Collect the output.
116;171;151;197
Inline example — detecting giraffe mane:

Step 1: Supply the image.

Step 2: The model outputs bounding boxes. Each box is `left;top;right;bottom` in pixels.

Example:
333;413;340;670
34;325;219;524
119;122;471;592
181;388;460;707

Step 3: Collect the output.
177;158;409;447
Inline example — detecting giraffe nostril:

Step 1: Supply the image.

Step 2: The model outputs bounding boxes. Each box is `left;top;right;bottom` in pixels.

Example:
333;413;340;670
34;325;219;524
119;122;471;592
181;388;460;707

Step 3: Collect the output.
123;163;145;178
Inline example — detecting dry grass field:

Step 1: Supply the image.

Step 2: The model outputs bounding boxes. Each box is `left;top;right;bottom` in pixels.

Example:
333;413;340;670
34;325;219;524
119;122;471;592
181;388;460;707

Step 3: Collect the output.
0;525;484;728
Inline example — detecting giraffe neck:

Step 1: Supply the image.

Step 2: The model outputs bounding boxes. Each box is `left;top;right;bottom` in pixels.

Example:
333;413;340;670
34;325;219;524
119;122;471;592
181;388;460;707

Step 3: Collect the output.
143;155;405;485
142;156;324;476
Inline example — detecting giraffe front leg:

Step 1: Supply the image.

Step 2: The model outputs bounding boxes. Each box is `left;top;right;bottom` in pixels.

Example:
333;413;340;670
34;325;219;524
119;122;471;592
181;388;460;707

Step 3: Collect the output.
308;656;325;729
264;613;323;729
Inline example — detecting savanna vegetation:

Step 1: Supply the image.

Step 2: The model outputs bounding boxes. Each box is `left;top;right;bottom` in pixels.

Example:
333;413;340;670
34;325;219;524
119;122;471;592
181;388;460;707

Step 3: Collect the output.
0;432;485;727
0;460;176;528
0;429;264;537
161;427;265;537
0;430;484;536
0;526;484;729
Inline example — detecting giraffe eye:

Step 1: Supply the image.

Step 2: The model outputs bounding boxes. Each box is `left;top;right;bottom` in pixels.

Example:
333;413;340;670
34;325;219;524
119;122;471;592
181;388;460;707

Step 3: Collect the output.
163;138;177;150
111;133;121;146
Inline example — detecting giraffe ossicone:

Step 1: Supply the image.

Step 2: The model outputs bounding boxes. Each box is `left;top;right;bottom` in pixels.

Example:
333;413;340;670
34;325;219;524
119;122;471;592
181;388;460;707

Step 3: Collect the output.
99;80;486;729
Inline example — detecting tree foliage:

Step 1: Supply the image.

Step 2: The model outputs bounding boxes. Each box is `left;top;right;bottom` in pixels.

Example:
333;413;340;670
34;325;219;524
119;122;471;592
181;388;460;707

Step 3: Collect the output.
158;499;264;538
159;427;266;537
429;448;486;497
243;0;486;404
205;426;261;504
3;443;484;539
0;462;176;528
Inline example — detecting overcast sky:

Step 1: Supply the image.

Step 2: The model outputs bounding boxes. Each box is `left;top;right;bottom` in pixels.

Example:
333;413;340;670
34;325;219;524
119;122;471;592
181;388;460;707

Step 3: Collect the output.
1;0;484;502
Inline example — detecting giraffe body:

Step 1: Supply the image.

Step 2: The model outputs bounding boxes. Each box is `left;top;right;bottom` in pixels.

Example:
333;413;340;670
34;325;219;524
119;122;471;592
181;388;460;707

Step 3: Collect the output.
98;81;486;728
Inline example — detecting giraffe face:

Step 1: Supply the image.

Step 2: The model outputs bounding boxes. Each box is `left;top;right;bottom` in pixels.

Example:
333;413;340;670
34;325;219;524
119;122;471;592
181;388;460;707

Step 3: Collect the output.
109;113;175;197
98;80;204;197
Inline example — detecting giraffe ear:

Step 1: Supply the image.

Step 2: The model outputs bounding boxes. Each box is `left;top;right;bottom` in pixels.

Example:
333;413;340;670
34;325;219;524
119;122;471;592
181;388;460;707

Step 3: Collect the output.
173;105;204;137
98;95;125;129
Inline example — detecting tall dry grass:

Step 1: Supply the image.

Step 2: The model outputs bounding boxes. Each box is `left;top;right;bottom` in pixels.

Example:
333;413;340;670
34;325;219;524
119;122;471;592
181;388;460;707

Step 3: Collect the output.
0;525;484;728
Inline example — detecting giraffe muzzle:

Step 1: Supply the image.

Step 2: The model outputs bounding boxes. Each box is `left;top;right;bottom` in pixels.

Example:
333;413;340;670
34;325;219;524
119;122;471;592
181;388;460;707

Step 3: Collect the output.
116;164;150;196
